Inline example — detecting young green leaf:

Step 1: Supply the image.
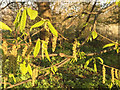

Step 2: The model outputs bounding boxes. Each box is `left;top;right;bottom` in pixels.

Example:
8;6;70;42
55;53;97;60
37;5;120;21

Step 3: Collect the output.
103;43;115;48
92;30;97;39
20;61;27;75
0;21;12;32
30;20;44;31
47;21;58;37
84;58;93;68
53;66;58;72
33;38;40;57
9;74;16;83
51;67;55;74
45;49;51;62
27;64;32;77
20;9;27;32
13;8;22;25
27;7;38;20
93;59;97;72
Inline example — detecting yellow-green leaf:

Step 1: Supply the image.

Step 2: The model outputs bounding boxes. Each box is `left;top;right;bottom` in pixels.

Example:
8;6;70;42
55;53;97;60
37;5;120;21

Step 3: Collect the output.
92;30;97;39
53;66;58;72
84;58;92;68
51;67;55;74
0;21;12;32
47;21;58;37
20;9;27;32
27;7;38;20
27;64;32;77
103;43;115;48
13;8;22;25
9;74;16;83
42;41;45;60
20;61;27;75
45;49;51;62
33;38;40;57
30;20;44;31
93;60;97;72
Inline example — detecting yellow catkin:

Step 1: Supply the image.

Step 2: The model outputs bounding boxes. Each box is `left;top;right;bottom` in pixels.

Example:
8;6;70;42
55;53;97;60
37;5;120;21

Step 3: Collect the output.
115;69;118;79
119;70;120;79
10;45;17;57
72;39;77;61
2;40;8;55
102;65;106;84
111;68;114;83
52;35;57;52
22;45;28;57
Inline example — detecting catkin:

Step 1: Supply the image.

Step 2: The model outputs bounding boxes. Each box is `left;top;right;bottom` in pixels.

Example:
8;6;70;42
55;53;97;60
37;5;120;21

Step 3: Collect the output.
11;45;17;57
73;39;77;61
2;40;8;55
115;69;118;79
102;65;106;84
22;45;28;57
111;68;114;83
52;35;57;52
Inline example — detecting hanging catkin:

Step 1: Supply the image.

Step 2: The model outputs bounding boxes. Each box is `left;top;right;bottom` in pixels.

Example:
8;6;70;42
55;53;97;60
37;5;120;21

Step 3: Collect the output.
73;39;77;61
111;68;114;83
102;65;106;84
115;69;118;79
22;45;28;57
2;40;8;55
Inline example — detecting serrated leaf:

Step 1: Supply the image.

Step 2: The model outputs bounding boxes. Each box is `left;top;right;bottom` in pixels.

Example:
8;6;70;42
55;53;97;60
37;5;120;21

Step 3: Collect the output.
96;57;103;64
0;21;12;32
47;21;58;37
30;20;44;31
27;64;32;77
92;30;97;39
20;9;27;32
33;38;40;57
27;7;38;20
103;43;115;48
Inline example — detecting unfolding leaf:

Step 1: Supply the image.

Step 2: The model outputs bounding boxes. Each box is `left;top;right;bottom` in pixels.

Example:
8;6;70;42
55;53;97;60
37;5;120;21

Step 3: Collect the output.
84;58;92;68
93;59;97;72
103;43;115;48
27;7;38;20
45;49;51;62
92;30;97;39
33;38;40;57
30;20;44;31
53;66;58;72
51;67;55;74
20;9;27;32
27;64;32;77
47;21;58;37
13;8;22;25
0;21;12;32
20;61;27;75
